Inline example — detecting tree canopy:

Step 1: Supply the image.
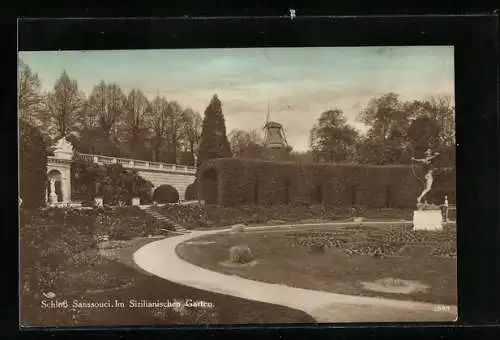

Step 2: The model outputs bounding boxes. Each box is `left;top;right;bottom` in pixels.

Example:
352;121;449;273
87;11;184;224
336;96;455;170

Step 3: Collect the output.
19;61;454;170
310;109;359;163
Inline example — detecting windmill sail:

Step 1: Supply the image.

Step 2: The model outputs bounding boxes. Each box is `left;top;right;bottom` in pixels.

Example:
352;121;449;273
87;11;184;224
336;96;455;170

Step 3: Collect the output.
266;102;270;125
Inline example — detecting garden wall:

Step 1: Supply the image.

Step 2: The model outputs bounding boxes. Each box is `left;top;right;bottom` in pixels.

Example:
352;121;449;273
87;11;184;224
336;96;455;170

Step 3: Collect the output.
197;158;435;208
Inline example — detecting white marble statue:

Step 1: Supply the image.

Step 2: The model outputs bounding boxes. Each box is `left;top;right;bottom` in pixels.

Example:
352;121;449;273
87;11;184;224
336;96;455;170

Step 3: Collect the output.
49;177;56;195
412;148;440;204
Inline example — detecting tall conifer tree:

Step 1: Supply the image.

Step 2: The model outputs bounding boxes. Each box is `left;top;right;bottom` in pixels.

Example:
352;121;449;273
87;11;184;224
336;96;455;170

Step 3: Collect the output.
197;94;232;168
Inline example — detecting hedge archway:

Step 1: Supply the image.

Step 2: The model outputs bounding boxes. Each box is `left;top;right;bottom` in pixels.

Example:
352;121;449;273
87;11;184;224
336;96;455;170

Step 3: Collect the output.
284;179;291;204
350;184;359;206
153;185;179;203
200;168;218;204
311;184;323;204
19;120;47;209
385;185;394;208
184;182;197;201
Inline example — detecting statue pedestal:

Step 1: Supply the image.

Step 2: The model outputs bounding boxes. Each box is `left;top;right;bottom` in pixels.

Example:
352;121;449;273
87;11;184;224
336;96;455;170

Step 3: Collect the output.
131;197;140;206
413;210;443;231
48;193;58;205
94;197;104;207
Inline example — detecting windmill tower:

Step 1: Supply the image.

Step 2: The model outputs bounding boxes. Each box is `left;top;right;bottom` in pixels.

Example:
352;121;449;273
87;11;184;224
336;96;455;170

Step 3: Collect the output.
262;103;289;160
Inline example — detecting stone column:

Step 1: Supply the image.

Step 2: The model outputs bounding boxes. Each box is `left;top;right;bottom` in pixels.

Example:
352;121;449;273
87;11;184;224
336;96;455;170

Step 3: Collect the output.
178;189;185;202
60;177;65;202
64;168;72;203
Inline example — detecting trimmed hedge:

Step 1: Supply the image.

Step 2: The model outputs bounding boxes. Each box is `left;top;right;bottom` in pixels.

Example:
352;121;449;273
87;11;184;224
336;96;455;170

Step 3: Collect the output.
153;184;179;203
426;167;456;204
19;120;48;209
197;158;436;208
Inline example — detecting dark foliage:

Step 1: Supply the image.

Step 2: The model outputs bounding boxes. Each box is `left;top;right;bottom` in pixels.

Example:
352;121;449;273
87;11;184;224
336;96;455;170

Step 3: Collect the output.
196;95;232;169
153;184;179;203
19;120;48;209
20;206;314;326
71;158;154;205
20;207;162;303
179;151;195;166
68;127;122;157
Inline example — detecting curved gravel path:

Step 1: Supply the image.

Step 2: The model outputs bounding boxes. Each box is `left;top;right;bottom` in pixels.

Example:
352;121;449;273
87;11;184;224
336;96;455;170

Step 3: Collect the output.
133;223;457;323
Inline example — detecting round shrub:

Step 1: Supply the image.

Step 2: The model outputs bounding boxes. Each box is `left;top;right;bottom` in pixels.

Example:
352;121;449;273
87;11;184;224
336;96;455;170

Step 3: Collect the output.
229;245;254;264
153;185;180;203
19;120;47;209
185;182;197;200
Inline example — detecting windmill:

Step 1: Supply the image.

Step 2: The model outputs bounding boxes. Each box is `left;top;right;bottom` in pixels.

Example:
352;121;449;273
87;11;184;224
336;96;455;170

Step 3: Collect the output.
262;102;288;149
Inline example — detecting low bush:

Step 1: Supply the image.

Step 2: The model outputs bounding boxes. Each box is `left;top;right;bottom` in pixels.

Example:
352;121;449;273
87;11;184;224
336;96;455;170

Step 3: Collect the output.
158;203;413;230
229;245;254;264
153;185;179;203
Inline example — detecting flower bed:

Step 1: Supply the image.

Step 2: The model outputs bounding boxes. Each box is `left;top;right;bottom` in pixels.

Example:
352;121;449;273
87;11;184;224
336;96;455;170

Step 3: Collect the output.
373;225;456;245
20;206;163;299
282;225;456;258
430;241;457;259
20;208;316;326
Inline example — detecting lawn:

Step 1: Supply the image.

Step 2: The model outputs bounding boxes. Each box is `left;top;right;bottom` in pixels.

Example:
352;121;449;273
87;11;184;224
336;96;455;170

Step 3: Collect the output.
176;224;457;306
20;208;315;327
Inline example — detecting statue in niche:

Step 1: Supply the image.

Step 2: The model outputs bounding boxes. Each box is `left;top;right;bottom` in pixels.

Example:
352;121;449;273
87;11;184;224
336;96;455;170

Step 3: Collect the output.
49;177;56;195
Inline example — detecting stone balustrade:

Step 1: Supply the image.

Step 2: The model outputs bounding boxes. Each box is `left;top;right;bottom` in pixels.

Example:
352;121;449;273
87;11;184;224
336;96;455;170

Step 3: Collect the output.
78;153;197;174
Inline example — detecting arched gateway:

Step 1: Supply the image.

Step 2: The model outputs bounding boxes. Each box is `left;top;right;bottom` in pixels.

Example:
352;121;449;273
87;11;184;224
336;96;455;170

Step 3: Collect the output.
46;137;196;206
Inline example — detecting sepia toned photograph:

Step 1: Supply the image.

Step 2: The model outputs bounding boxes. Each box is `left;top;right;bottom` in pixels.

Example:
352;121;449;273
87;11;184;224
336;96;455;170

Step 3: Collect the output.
19;46;457;326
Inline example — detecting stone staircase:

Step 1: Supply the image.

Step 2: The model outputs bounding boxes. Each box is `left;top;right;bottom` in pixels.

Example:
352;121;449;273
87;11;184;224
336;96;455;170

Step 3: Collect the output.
142;206;190;234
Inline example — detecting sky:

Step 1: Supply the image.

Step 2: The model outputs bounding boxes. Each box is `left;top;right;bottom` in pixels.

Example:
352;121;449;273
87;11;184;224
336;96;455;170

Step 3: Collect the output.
19;46;454;152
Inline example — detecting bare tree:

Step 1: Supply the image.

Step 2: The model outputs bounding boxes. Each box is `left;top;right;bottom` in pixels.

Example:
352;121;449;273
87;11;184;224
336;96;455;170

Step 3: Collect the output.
150;96;169;162
45;70;86;138
87;81;126;138
124;89;151;151
181;108;202;160
18;62;44;126
165;101;184;163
